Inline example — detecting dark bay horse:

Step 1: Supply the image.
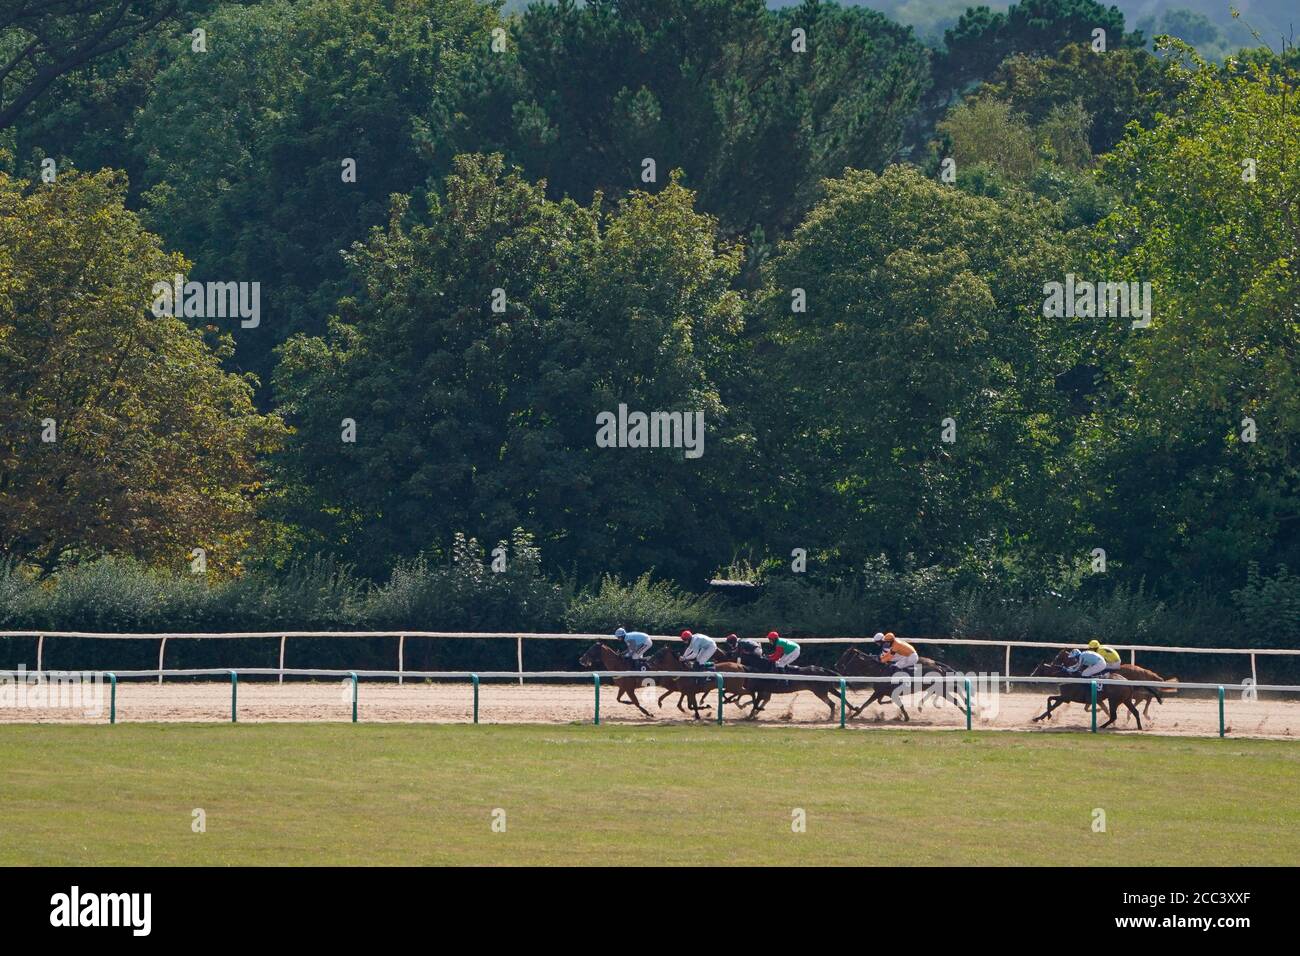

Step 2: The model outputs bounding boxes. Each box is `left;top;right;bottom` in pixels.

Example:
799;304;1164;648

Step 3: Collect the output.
648;646;715;719
744;661;843;720
835;647;969;720
1029;660;1146;730
1045;649;1174;718
578;642;657;718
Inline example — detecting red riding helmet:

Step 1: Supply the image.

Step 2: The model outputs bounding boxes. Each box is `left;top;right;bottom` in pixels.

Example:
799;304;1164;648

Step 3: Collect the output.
680;630;693;641
766;631;780;642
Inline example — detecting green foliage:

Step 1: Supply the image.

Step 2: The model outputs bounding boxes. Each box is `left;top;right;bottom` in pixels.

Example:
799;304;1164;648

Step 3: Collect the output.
749;165;1072;570
465;0;930;234
938;97;1039;177
132;0;500;390
364;531;568;631
1081;46;1300;586
972;42;1183;155
564;573;720;633
0;167;284;571
935;0;1139;105
272;153;744;580
1233;565;1300;647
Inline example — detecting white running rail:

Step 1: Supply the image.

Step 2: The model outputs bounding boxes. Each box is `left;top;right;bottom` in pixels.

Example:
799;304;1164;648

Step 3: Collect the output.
3;630;1298;688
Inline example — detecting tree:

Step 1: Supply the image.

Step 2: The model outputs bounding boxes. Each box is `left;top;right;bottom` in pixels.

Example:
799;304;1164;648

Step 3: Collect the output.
931;0;1139;120
463;0;930;235
1079;45;1300;587
937;98;1040;179
0;167;285;570
132;0;499;395
972;42;1183;156
748;165;1072;575
0;0;189;130
272;154;745;580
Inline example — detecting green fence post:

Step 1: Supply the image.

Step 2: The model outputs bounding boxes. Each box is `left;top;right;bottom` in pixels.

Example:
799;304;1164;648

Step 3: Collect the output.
593;673;601;726
471;673;480;724
839;679;847;729
964;677;972;731
716;672;724;725
108;673;116;725
1090;680;1098;733
349;671;358;723
231;670;238;723
1218;685;1225;738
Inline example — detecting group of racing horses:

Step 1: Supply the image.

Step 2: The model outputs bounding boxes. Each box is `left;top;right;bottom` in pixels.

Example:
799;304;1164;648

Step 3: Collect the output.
578;640;1178;729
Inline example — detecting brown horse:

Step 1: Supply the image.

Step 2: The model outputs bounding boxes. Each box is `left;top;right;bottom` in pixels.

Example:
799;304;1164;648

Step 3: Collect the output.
649;647;716;719
1045;649;1174;718
713;660;758;709
744;662;842;720
578;642;657;718
1029;661;1145;730
835;646;969;720
834;647;910;720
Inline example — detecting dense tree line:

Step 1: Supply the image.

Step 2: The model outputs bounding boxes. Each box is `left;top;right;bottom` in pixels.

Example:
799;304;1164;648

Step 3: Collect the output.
1;0;1297;641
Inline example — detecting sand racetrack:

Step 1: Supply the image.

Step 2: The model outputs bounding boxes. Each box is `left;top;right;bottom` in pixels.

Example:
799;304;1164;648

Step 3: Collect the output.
3;678;1297;739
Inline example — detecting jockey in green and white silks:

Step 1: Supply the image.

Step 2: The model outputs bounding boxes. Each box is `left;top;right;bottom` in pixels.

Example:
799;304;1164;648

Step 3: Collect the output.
765;631;800;668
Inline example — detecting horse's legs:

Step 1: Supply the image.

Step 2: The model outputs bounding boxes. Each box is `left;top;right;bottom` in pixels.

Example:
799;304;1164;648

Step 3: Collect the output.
1125;698;1143;730
849;687;887;718
1098;697;1120;729
816;688;837;720
657;687;673;708
1033;696;1062;722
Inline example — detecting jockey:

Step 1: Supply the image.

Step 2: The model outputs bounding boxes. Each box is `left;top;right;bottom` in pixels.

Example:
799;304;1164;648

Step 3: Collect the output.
1063;647;1108;679
679;630;718;669
873;632;919;673
725;633;763;659
614;627;653;669
1088;639;1123;672
766;631;800;669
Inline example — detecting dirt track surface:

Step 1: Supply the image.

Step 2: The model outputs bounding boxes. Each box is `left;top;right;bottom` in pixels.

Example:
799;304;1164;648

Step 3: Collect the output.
3;679;1297;740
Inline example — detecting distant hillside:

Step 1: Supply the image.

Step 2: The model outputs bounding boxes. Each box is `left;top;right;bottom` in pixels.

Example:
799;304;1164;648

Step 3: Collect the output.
766;0;1292;54
495;0;1290;59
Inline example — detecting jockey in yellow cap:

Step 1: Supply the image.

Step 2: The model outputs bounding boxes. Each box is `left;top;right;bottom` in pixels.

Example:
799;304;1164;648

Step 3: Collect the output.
1087;639;1123;673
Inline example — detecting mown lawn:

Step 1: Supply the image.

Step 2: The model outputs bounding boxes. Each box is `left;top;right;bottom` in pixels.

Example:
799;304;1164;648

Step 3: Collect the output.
1;724;1296;865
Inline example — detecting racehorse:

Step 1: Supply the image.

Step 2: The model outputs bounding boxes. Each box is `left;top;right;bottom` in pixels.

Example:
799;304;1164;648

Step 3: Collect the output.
743;659;843;720
835;647;969;720
1044;649;1175;718
578;642;658;719
648;646;715;719
1029;660;1147;730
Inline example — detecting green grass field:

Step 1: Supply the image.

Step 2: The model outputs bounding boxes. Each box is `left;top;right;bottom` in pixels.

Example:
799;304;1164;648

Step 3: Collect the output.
2;724;1297;865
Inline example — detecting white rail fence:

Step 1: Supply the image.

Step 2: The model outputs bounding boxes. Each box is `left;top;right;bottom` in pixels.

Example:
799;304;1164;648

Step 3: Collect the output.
4;630;1299;690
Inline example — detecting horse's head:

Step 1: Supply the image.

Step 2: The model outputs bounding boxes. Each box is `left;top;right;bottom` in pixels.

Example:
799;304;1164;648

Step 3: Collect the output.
1031;660;1065;678
579;643;607;669
835;647;860;671
648;645;677;669
1049;648;1072;667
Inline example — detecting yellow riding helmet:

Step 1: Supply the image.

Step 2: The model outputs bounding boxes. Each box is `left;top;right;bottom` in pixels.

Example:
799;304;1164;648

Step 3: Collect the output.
1088;639;1101;650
